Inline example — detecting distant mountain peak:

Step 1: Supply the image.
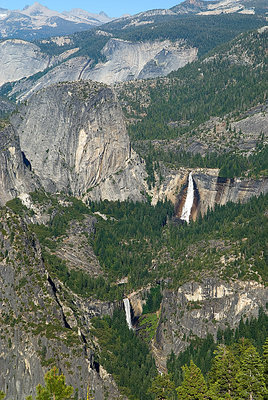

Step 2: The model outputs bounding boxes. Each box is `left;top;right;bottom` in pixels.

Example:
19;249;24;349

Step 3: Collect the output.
0;2;113;40
171;0;257;14
22;2;50;13
187;0;203;5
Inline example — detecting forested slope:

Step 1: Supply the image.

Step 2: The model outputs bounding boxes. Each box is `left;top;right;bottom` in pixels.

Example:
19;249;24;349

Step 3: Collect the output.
119;28;267;141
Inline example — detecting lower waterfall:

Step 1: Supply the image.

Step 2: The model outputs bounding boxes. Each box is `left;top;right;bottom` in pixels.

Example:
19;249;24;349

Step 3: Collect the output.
123;298;133;330
181;172;194;223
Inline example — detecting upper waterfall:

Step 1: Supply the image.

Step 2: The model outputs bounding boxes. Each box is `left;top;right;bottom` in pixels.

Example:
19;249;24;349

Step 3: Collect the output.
123;298;133;330
181;172;194;224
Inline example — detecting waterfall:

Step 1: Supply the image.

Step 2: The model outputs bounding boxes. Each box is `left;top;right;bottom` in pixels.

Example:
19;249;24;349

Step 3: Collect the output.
180;172;194;224
123;298;133;330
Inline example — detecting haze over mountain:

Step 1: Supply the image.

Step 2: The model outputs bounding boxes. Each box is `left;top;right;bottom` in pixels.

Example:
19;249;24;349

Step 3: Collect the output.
0;2;113;39
0;0;267;40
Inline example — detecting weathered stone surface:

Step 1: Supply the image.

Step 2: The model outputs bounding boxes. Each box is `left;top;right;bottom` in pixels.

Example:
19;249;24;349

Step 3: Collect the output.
0;39;50;86
0;208;122;400
151;167;268;218
4;39;197;101
153;279;268;370
0;125;39;205
55;216;103;277
11;81;147;202
83;38;197;85
10;56;91;102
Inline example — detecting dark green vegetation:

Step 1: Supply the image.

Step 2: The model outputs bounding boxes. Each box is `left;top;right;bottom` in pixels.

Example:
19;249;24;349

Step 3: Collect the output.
6;198;30;217
91;193;268;290
167;307;268;386
36;30;109;63
123;29;267;142
91;308;157;399
104;14;265;57
148;337;268;399
90;199;173;287
142;286;162;314
173;338;268;399
33;14;265;75
91;307;268;399
6;191;267;300
139;142;268;181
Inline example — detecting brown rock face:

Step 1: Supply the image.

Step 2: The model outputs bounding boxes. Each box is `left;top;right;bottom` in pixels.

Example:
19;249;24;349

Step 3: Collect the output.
152;168;268;220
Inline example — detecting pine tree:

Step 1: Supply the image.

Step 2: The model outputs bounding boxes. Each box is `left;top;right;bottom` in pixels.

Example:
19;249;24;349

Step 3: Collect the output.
34;367;74;400
148;374;176;399
176;360;207;399
263;338;268;391
208;344;239;399
236;344;267;400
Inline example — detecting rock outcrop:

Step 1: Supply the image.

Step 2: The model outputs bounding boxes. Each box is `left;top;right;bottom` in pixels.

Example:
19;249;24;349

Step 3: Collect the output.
0;125;39;205
11;81;147;202
153;279;268;370
82;39;197;85
2;38;197;101
0;208;121;400
151;167;268;220
0;39;50;86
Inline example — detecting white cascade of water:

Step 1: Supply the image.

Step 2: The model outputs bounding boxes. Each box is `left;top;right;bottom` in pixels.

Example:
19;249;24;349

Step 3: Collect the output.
123;298;133;330
180;172;194;224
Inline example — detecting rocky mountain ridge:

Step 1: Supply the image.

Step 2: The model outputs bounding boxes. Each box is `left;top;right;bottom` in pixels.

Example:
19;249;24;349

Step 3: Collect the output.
0;2;113;40
106;0;267;32
0;37;197;98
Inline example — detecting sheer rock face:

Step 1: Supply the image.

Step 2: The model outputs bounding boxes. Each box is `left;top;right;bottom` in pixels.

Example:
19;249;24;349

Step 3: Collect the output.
0;125;39;205
12;81;147;202
153;279;268;370
82;38;198;85
0;209;122;400
0;39;50;86
5;39;197;101
151;168;268;219
193;171;268;214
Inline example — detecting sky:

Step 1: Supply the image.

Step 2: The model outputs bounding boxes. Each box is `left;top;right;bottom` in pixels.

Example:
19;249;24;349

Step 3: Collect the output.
0;1;181;17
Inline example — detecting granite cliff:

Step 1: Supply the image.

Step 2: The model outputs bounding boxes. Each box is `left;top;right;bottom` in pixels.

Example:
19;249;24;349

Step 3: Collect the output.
11;81;147;202
0;79;267;213
0;38;197;101
0;125;39;206
154;279;268;370
151;168;268;220
0;207;122;400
